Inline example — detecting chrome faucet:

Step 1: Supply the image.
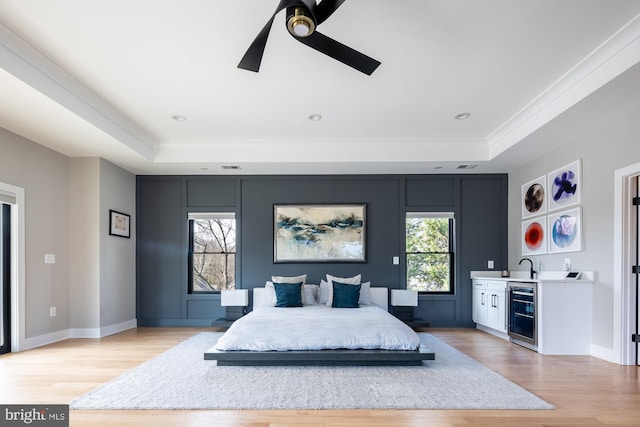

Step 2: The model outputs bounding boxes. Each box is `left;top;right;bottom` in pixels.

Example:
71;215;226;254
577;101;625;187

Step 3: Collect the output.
519;258;537;280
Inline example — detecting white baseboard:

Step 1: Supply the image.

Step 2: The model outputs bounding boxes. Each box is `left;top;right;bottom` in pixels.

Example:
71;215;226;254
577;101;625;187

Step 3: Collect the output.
70;319;137;339
22;319;137;351
101;319;137;337
591;343;622;364
23;329;71;350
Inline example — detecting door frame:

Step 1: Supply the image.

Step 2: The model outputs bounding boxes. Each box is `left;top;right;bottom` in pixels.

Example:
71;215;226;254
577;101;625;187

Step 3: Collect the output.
0;182;25;352
614;162;640;365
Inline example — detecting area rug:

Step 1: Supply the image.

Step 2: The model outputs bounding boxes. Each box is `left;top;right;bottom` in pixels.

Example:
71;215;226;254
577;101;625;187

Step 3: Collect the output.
69;332;554;410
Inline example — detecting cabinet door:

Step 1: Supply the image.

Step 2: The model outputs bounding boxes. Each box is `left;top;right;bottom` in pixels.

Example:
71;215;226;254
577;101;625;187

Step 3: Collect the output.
485;282;507;333
493;289;507;332
472;283;487;325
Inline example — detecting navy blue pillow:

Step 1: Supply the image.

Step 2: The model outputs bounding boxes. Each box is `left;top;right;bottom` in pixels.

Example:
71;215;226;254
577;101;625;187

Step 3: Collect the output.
273;282;304;307
331;281;361;308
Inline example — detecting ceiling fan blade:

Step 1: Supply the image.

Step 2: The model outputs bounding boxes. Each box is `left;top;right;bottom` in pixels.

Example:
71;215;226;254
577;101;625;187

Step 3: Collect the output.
237;17;276;72
312;0;347;24
296;31;380;75
238;0;304;72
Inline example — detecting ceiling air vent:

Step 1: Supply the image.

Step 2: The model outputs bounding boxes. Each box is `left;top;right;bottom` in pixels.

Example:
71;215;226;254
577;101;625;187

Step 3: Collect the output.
221;165;241;170
456;164;478;169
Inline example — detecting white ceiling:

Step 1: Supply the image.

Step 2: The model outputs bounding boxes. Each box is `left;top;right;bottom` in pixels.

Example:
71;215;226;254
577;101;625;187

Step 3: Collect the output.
1;0;640;175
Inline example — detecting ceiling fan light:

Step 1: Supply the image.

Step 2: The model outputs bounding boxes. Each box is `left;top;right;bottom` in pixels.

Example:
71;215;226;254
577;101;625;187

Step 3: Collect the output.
293;21;310;36
287;7;315;37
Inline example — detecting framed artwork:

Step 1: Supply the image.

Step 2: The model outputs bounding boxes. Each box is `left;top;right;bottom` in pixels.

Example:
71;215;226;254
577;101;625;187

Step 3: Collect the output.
521;175;547;219
521;217;547;256
547;160;581;212
548;207;582;253
274;204;366;263
109;210;130;238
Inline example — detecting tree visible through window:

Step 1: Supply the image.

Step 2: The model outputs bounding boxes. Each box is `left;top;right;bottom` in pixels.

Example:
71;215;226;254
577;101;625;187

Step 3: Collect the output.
406;213;454;293
189;213;235;292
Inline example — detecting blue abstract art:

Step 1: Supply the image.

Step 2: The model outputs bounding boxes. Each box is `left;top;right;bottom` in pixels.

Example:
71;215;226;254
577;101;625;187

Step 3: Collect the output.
274;204;366;263
547;160;581;212
548;207;582;253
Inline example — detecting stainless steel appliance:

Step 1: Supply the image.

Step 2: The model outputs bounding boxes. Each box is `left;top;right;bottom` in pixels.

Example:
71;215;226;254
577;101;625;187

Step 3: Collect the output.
508;282;537;351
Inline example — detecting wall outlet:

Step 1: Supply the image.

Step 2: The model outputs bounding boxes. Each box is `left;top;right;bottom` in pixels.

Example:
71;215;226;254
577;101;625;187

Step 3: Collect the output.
563;258;571;271
50;306;56;317
45;253;56;264
392;256;399;265
488;260;494;269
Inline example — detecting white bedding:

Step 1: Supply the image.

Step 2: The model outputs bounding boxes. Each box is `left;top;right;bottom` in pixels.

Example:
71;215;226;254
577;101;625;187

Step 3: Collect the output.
214;304;421;352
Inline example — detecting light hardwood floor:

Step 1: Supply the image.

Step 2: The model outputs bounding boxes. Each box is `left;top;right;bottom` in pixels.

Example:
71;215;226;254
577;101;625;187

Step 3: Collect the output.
1;327;638;426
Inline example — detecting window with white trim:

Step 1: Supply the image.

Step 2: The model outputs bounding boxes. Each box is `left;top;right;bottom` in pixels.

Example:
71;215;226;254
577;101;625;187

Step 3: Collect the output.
405;212;454;293
188;213;236;293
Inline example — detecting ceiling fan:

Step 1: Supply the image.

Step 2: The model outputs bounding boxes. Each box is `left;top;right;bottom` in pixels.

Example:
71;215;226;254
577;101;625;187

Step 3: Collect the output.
238;0;381;75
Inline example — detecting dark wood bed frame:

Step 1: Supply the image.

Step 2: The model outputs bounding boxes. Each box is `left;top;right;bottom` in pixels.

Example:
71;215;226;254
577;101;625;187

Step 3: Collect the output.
204;287;436;366
204;346;435;366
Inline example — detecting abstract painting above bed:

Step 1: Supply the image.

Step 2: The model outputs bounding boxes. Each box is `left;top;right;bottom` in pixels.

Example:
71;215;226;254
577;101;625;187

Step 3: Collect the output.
273;204;366;263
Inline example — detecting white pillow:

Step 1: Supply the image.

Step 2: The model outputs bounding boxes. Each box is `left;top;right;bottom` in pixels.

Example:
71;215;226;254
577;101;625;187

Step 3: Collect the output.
358;281;372;305
325;274;362;306
326;274;361;285
272;274;307;285
264;281;277;306
303;284;319;305
319;280;329;304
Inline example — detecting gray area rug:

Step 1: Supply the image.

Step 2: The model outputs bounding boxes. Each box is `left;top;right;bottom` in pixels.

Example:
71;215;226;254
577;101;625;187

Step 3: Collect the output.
70;332;554;410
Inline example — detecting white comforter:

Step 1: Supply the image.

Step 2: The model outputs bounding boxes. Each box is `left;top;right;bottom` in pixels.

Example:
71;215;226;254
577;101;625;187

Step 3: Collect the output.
214;304;420;351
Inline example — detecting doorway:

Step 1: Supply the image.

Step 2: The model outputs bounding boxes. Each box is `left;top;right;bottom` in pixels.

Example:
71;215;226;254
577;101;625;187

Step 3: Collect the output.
614;163;640;365
633;175;639;365
0;181;24;353
1;203;10;354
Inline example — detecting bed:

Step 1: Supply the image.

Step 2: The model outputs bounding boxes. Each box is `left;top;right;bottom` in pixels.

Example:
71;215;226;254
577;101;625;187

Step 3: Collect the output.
204;286;435;366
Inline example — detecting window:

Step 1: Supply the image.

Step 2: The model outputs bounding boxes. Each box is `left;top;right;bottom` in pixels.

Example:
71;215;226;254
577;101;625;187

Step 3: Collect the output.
405;212;454;293
188;213;236;293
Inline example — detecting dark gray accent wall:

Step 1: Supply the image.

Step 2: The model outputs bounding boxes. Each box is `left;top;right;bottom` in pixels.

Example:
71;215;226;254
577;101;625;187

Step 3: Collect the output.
240;177;402;287
137;178;185;323
136;174;507;327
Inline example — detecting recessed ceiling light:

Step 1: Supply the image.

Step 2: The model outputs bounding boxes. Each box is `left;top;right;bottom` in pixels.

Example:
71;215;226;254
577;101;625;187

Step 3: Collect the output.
221;165;241;170
454;112;470;120
171;114;187;121
433;166;443;170
308;113;322;121
456;164;478;169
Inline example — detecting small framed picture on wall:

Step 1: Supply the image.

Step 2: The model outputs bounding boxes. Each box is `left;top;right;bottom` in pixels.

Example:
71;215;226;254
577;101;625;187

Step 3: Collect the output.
547;160;581;212
521;175;547;219
548;207;582;253
521;217;547;255
109;210;131;238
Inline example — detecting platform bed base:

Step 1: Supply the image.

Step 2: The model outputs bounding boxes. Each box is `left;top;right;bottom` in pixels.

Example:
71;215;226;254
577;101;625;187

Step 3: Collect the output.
204;345;435;366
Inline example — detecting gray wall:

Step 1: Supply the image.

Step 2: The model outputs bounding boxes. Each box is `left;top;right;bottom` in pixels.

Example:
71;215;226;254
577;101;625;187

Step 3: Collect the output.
0;127;70;340
69;158;100;329
1;127;136;347
99;159;136;329
69;157;136;334
136;174;507;327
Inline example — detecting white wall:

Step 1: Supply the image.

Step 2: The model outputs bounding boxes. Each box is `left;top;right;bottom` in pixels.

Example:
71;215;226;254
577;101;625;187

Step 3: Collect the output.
507;102;640;355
